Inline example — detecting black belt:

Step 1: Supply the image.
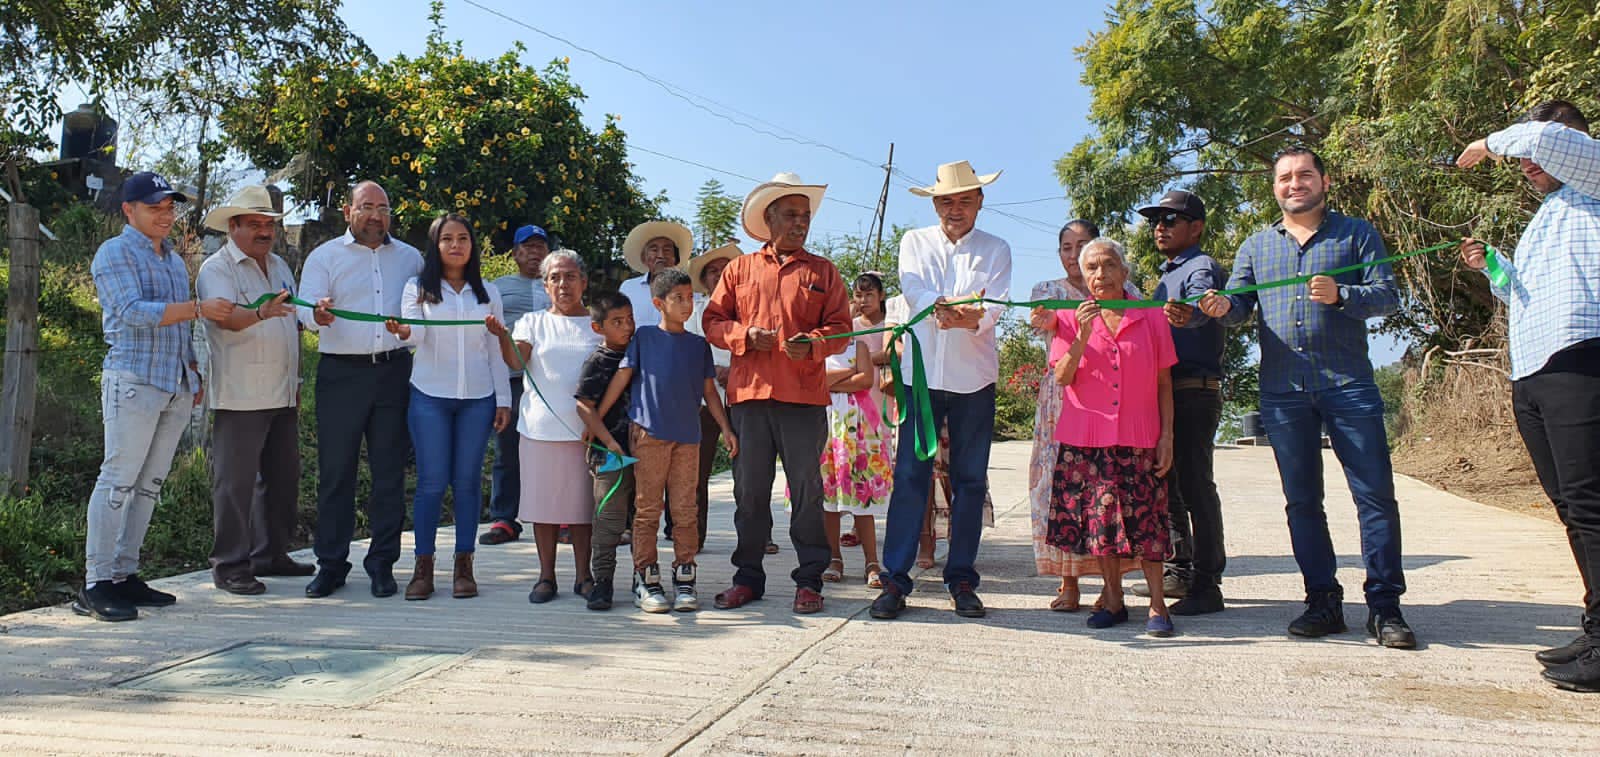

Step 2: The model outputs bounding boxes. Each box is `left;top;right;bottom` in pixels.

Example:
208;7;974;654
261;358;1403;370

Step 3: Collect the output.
322;348;411;364
1172;376;1222;391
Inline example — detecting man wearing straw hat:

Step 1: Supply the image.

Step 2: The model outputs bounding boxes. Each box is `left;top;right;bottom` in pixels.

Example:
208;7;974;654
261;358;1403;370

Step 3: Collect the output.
620;221;693;330
871;160;1012;621
703;173;852;614
195;185;308;595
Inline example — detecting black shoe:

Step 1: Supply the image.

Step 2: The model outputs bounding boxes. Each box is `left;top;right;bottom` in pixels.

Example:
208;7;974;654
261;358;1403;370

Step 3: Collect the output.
951;582;986;618
305;569;347;598
214;574;267;595
1366;608;1417;649
586;579;614;611
1288;590;1347;638
1544;648;1600;693
116;575;177;607
1537;633;1594;668
870;590;906;620
1170;585;1225;616
71;582;137;622
370;565;398;598
528;578;558;604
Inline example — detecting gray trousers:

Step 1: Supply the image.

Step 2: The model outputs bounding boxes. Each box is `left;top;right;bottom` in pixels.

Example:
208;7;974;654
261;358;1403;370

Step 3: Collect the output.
85;370;193;585
589;464;635;584
729;400;830;594
209;406;300;579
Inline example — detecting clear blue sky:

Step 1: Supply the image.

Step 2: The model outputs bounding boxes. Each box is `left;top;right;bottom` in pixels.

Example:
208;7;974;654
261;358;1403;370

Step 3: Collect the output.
340;0;1407;364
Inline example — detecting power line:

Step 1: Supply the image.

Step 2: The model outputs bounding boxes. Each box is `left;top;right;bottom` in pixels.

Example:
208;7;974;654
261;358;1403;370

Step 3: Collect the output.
991;195;1066;207
630;145;880;212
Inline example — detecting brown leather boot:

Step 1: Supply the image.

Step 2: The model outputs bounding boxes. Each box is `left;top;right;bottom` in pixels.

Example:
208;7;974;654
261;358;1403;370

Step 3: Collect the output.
405;554;434;600
452;552;478;599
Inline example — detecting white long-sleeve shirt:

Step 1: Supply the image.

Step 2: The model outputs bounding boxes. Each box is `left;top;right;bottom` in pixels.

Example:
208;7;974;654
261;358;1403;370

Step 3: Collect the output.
896;225;1013;393
297;231;424;355
398;277;511;406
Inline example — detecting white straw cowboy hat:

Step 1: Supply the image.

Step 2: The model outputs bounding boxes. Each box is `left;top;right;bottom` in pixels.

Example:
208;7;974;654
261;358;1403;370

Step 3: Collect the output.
741;172;827;243
908;160;1002;197
686;243;743;295
203;185;284;232
622;220;694;274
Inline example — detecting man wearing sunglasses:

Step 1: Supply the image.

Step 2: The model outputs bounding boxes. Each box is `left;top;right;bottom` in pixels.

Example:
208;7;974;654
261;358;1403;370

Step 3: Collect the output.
1136;191;1227;616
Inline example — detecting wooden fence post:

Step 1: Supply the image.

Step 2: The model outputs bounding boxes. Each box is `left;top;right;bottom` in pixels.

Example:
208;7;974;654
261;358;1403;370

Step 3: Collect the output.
1;202;42;493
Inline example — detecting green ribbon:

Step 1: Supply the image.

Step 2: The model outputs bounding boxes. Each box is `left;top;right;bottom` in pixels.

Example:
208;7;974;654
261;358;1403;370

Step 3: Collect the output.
1484;245;1513;288
798;241;1463;462
242;293;635;512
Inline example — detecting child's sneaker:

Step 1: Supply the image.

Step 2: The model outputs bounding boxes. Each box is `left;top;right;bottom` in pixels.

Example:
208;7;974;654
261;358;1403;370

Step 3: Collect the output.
633;565;672;614
673;563;699;612
586;578;614;611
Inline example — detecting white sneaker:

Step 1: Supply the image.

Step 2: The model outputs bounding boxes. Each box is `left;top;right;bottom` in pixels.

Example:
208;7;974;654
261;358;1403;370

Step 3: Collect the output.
634;566;672;614
673;564;699;612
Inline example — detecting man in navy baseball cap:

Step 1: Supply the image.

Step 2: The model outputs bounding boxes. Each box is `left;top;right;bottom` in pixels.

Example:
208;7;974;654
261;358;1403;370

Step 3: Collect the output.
121;171;190;205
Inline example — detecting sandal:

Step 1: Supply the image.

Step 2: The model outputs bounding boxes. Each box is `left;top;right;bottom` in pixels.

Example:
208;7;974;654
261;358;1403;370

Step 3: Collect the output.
765;540;780;555
1050;583;1081;613
822;559;844;583
864;562;882;589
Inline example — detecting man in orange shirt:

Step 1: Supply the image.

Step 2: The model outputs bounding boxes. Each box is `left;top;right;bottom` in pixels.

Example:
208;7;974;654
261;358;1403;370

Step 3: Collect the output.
703;172;852;614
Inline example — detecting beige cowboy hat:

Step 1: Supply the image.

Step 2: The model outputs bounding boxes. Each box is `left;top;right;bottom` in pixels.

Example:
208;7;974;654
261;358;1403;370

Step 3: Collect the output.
741;172;827;243
686;243;743;295
908;160;1002;197
622;220;694;274
203;185;284;232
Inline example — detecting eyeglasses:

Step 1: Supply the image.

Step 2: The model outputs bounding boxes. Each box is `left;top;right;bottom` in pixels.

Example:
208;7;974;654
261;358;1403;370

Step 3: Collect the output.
1151;212;1191;228
354;204;391;215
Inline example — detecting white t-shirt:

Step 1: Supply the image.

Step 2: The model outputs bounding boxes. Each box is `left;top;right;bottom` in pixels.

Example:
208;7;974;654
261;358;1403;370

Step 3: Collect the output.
510;309;601;440
618;275;660;329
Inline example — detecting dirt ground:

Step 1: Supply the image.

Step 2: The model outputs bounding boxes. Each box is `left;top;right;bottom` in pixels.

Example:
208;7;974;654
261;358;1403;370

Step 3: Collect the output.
1392;426;1556;523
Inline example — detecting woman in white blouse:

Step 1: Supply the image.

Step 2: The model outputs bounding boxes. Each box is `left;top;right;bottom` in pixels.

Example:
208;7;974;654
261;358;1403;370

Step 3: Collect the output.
385;214;511;601
496;250;603;604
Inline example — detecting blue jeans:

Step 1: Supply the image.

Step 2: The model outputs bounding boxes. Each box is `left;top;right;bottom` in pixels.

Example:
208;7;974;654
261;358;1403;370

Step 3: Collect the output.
881;384;995;596
407;388;496;556
1260;381;1405;609
488;379;523;533
85;370;193;584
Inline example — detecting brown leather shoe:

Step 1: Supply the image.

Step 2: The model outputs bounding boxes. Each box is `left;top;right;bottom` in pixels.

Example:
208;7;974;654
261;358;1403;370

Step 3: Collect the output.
405;554;434;600
452;552;478;599
793;587;824;614
213;574;266;595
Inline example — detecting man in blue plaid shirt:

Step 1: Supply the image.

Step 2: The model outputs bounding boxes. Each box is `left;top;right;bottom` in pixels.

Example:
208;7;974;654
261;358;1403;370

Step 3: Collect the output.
1459;100;1600;693
1199;147;1415;650
76;172;236;623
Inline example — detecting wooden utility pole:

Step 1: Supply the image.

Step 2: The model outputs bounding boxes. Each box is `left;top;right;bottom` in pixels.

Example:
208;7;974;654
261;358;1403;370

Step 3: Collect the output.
1;202;43;492
870;144;895;272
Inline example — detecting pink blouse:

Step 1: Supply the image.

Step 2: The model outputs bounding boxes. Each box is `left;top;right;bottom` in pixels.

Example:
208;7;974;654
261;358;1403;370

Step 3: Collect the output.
1049;307;1177;449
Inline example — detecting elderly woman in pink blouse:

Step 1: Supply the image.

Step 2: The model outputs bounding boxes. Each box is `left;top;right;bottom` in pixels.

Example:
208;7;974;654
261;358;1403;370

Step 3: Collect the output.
1034;237;1177;637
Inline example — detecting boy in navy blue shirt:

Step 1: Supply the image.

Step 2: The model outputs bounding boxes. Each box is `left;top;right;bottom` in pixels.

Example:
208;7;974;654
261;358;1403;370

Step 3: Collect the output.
597;269;737;613
575;292;636;610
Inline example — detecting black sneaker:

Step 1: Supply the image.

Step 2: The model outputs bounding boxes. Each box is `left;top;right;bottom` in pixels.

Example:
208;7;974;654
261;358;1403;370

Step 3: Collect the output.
1288;590;1347;637
1537;633;1594;668
586;579;614;611
950;582;986;618
115;575;176;607
870;590;906;620
1543;648;1600;693
1366;608;1417;649
72;582;137;622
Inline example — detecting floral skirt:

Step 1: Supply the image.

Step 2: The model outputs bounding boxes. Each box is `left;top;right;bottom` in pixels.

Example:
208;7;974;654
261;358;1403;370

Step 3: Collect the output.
820;391;893;515
1047;444;1169;561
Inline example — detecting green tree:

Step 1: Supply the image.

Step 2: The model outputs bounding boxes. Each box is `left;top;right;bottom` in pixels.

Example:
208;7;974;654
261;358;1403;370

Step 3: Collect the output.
814;225;908;294
693;179;740;251
220;6;661;264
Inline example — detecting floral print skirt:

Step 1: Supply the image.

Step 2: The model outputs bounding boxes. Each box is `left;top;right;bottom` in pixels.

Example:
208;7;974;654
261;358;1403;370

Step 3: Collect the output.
820;391;893;516
1047;444;1169;561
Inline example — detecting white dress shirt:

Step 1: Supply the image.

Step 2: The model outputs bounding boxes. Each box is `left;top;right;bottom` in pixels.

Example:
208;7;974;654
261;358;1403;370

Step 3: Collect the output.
618;275;661;329
687;293;733;403
399;278;511;407
510;309;602;440
195;242;300;410
297;231;424;355
896;225;1013;393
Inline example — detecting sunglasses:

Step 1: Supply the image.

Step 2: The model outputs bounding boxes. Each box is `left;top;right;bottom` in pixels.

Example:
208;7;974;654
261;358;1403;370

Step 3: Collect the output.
1151;212;1193;227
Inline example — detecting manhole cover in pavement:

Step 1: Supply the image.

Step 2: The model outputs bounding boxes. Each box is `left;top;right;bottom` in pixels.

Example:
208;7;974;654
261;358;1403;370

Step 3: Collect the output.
118;643;459;705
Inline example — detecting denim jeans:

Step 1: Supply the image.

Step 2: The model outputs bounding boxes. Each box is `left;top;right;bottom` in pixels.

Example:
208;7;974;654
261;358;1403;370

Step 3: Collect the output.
407;388;496;556
85;370;193;585
881;384;996;596
488;378;524;533
1260;381;1405;609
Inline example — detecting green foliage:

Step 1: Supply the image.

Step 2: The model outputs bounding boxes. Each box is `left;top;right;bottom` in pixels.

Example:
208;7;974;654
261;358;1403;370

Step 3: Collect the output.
815;225;909;294
995;315;1047;441
0;492;80;612
693;179;741;251
1374;362;1407;440
220;11;662;266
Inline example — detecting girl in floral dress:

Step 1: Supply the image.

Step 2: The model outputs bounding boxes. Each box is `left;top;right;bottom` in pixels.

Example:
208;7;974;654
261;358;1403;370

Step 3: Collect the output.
818;337;892;587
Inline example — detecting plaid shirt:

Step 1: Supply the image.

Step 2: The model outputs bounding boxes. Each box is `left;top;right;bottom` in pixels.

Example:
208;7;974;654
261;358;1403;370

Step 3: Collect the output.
1221;211;1397;393
1484;121;1600;380
91;224;198;393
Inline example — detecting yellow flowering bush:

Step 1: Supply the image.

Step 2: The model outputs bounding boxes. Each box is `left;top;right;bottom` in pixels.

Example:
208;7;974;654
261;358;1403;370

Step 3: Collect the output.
222;19;661;261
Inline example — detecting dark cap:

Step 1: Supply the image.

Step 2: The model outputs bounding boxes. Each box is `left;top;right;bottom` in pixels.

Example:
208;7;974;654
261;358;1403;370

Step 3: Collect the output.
121;171;189;205
513;224;549;246
1137;190;1205;222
